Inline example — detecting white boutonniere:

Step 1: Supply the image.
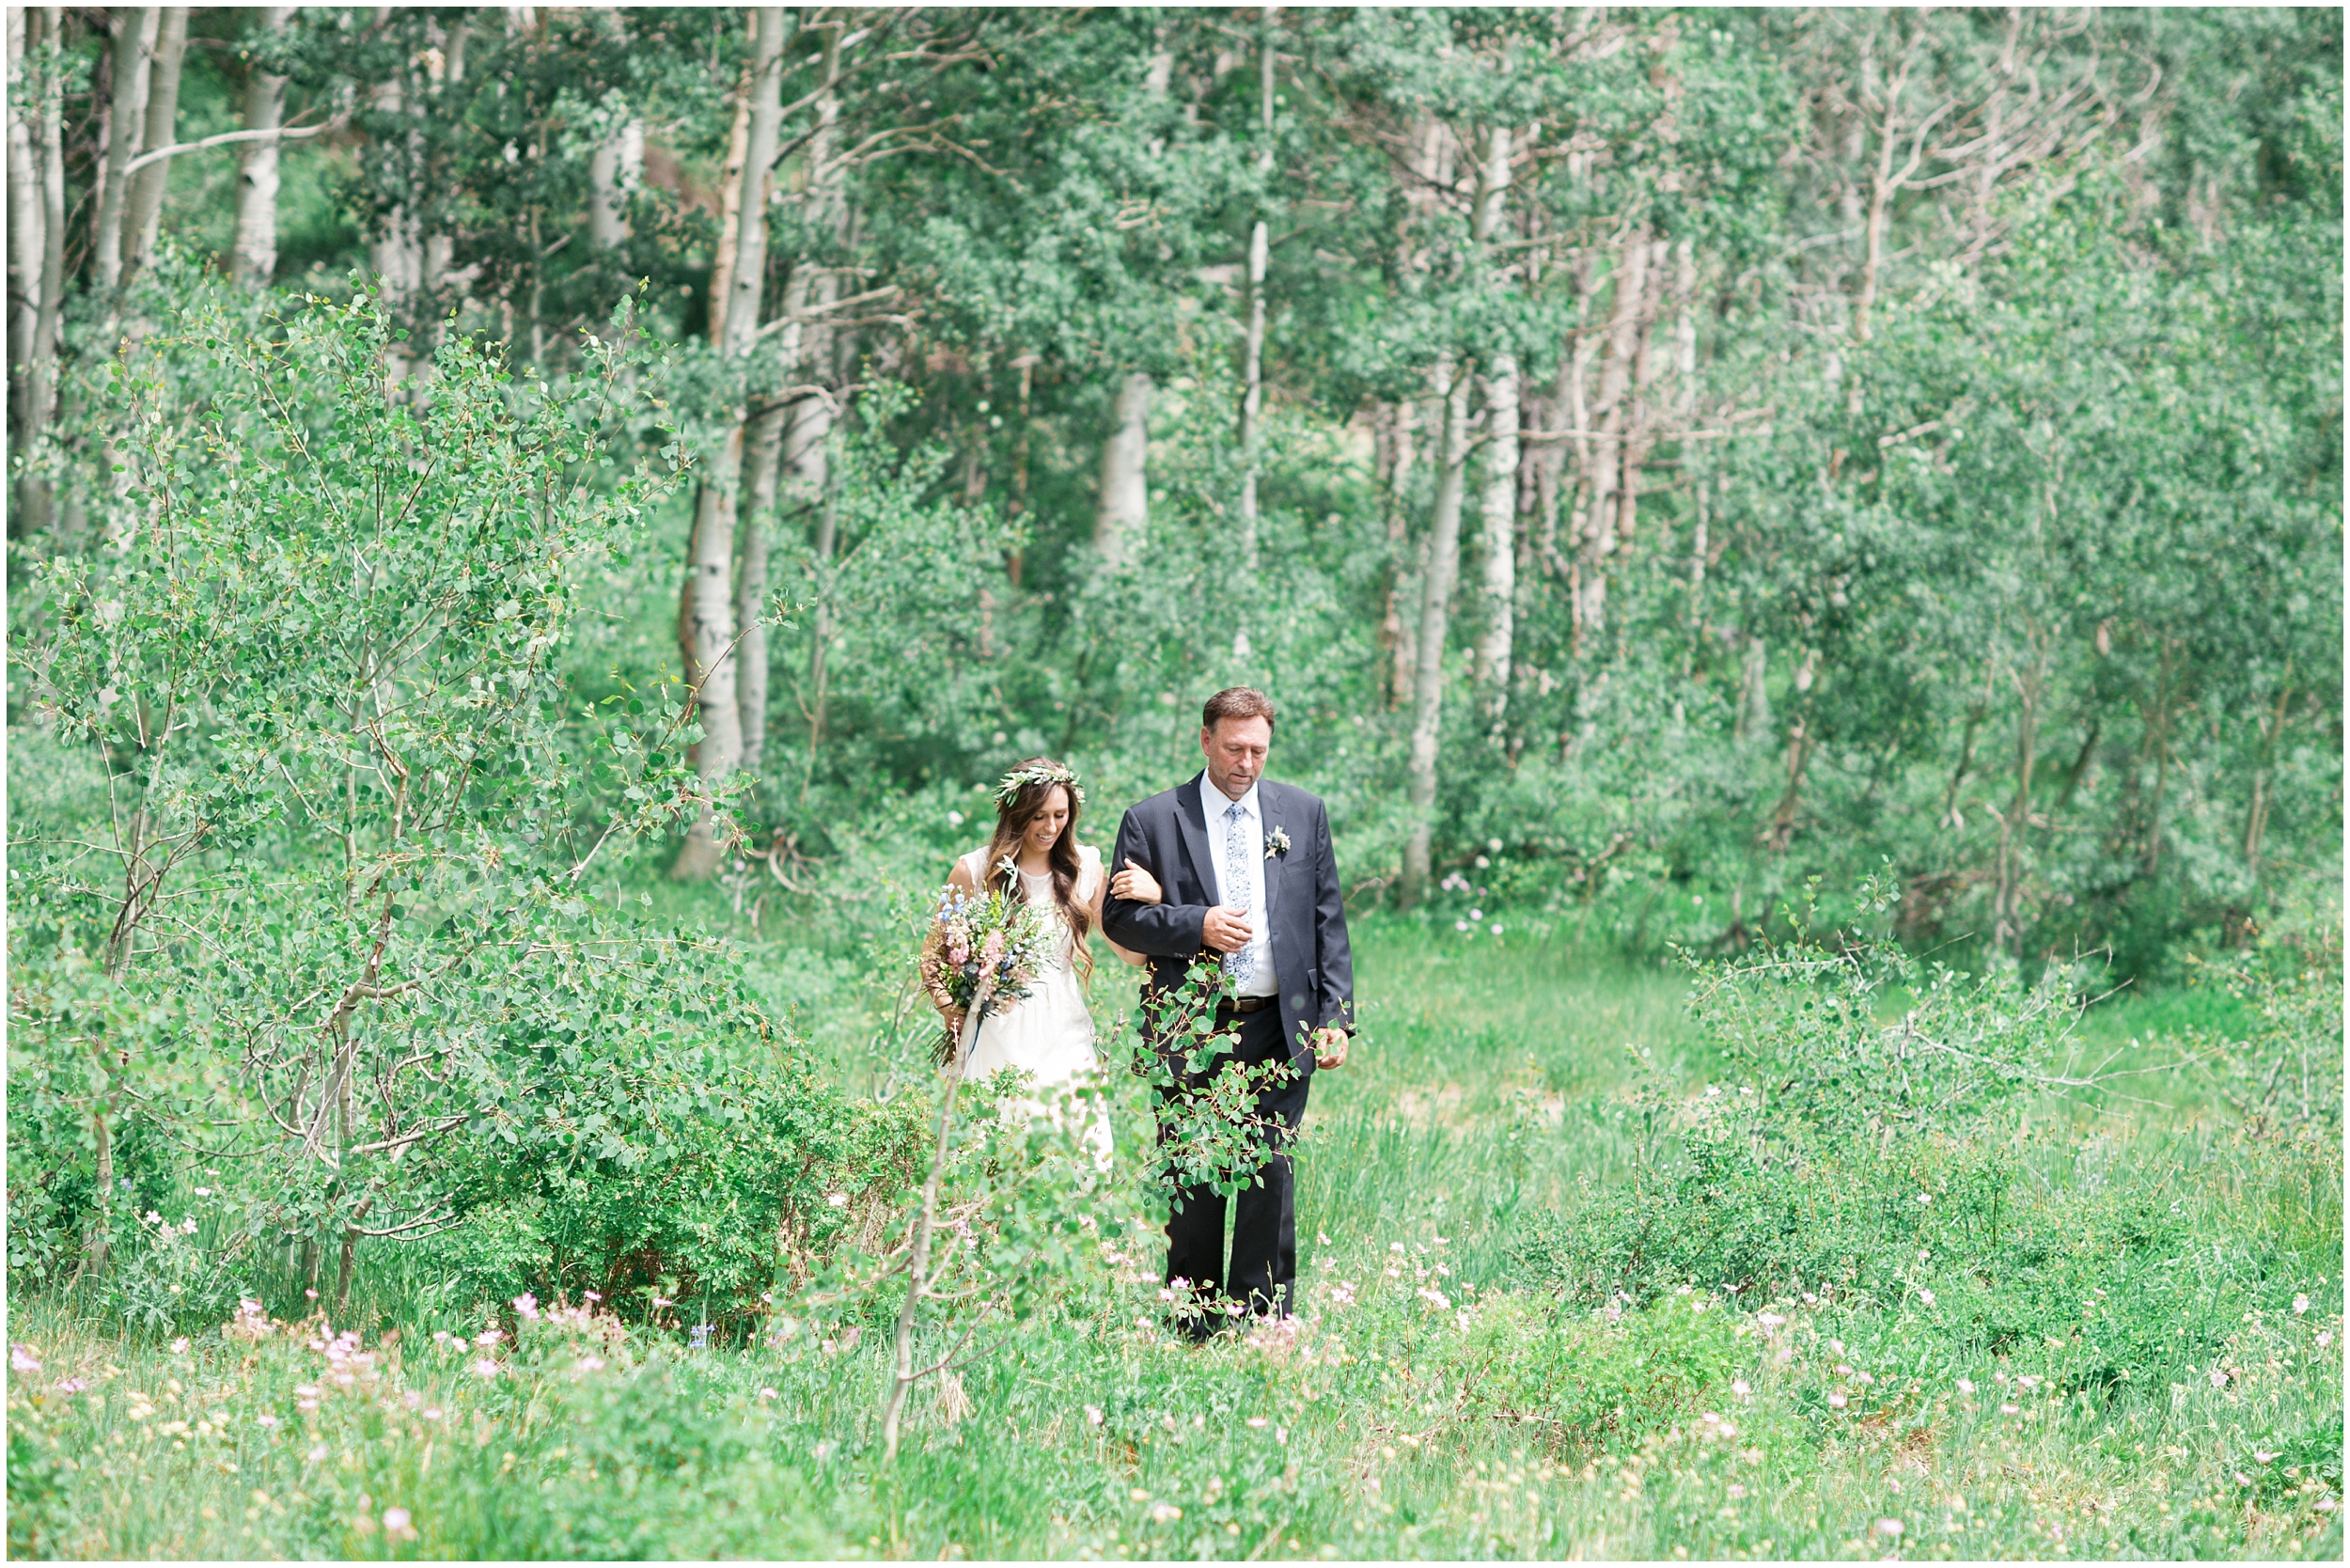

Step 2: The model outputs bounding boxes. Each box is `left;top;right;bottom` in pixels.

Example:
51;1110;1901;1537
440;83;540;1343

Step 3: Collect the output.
1265;828;1292;860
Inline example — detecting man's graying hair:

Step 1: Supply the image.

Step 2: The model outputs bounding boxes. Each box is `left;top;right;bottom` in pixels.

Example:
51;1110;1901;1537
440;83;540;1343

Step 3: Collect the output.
1202;687;1277;732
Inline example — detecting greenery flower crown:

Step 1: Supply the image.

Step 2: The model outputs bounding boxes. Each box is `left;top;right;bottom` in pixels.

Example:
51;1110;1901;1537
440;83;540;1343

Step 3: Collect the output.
994;761;1085;810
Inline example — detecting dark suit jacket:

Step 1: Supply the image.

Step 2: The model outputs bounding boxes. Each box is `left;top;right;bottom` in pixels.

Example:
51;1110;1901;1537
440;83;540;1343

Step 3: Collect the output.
1101;773;1355;1071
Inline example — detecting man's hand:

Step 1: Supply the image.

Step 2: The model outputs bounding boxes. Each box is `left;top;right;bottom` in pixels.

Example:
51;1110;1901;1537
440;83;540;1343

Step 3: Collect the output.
1107;856;1162;905
1310;1027;1350;1070
1200;905;1252;954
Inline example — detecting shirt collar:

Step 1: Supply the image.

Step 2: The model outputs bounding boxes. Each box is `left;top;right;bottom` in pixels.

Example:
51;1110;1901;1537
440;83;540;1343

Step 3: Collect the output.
1202;775;1261;823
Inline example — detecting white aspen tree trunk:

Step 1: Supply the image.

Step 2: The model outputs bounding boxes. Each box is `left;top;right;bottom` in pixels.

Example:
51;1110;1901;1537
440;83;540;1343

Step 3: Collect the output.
1546;249;1599;615
1235;217;1266;558
804;462;840;771
775;263;819;503
1855;101;1899;342
364;8;423;377
787;24;848;770
1092;371;1151;566
121;5;184;273
1672;239;1697;416
1564;298;1597;645
1086;26;1177;581
1377;399;1418;711
1473;356;1518;707
1004;356;1034;587
674;453;746;881
1226;13;1277;663
1688;477;1710;595
589;118;642;250
1615;239;1670;546
783;21;846;494
419;15;463;310
1378;118;1446;702
672;6;788;880
229;6;293;288
1574;233;1648;635
1400;357;1472;908
735;402;786;778
1992;655;2043;955
1736;634;1770;743
8;8;43;441
719;11;787;366
2243;679;2292;880
94;7;160;292
705;59;752;347
1469;124;1515;712
1233;7;1275;602
26;4;63;472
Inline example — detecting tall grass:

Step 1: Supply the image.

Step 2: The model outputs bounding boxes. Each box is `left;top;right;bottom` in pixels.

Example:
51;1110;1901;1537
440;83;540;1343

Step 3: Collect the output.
8;922;2340;1560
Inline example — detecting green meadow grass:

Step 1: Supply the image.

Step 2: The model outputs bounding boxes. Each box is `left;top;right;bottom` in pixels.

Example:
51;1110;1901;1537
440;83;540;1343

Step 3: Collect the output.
8;920;2341;1560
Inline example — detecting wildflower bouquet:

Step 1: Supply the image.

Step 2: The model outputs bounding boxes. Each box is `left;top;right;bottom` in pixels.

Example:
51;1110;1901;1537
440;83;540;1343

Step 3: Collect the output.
918;870;1054;1067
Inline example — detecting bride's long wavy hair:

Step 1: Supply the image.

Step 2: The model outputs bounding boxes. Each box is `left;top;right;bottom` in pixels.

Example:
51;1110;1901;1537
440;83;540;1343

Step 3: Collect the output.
985;758;1093;980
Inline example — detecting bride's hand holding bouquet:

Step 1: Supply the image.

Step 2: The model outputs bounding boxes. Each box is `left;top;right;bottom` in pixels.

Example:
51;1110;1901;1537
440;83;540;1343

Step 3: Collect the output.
918;864;1053;1067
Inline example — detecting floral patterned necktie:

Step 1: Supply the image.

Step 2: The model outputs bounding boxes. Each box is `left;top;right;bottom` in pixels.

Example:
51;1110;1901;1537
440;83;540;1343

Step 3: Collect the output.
1223;799;1256;986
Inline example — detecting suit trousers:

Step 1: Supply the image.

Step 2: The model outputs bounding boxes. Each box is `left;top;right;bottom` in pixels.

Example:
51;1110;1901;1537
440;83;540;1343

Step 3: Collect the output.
1159;1003;1311;1323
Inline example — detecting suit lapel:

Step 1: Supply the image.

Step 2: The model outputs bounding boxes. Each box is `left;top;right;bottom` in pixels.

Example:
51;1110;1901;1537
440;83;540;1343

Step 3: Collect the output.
1258;779;1290;916
1174;773;1216;905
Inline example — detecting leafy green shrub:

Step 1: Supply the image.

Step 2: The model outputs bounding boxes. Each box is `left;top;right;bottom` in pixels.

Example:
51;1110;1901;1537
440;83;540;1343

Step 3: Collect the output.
6;1418;65;1557
405;1200;554;1321
6;284;923;1327
400;963;932;1325
2182;945;2345;1148
4;946;193;1291
1514;883;2324;1393
1470;1291;1746;1453
102;1208;253;1334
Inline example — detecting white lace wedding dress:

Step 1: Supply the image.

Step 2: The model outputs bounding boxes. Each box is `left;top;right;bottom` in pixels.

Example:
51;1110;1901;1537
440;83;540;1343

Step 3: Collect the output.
955;844;1113;1168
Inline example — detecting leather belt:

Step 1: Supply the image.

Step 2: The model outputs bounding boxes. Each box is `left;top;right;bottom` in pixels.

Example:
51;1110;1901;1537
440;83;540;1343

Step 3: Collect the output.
1216;995;1277;1015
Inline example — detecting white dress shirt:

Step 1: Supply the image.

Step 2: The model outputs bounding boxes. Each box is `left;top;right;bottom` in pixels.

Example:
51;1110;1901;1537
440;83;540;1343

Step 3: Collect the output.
1198;776;1277;996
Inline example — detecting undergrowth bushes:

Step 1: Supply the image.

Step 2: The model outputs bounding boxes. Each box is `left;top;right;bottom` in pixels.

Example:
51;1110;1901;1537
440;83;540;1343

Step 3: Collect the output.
1516;883;2343;1404
1465;1292;1747;1452
434;1046;929;1325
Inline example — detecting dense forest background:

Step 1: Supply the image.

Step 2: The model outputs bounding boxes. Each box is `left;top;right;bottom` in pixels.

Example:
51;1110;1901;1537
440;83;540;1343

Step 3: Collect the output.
10;6;2339;975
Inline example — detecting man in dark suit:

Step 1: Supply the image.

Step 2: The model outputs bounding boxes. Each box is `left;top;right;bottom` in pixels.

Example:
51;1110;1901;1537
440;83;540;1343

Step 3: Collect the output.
1101;686;1355;1331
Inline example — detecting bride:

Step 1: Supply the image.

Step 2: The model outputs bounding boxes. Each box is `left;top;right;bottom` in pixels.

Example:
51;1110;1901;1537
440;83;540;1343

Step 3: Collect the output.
934;759;1160;1155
